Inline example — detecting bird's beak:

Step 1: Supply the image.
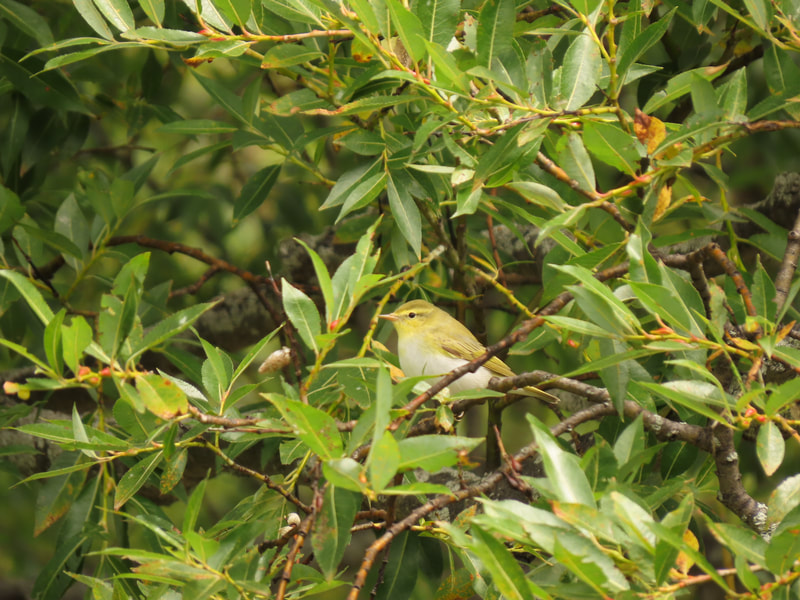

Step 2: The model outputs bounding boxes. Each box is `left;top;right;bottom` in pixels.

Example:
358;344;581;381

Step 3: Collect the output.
378;312;398;322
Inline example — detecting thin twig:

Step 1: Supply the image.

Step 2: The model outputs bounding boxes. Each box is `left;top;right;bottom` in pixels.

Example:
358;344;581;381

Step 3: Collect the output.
347;402;616;599
492;369;769;534
170;266;222;298
386;264;630;431
275;510;316;600
201;439;311;514
773;209;800;314
535;151;633;232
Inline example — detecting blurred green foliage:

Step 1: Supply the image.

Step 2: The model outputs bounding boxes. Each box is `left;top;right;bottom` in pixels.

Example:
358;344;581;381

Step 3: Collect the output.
2;0;800;598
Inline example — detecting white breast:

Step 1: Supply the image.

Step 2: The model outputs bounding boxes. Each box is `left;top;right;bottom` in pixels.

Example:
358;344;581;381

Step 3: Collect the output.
398;337;493;393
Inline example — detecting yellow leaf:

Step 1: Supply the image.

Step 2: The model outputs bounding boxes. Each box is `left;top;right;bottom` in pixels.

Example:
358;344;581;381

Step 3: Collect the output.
669;528;699;579
653;185;672;222
634;108;667;155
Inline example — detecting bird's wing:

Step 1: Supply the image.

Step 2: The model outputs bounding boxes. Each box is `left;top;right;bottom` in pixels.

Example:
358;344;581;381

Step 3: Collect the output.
442;336;558;403
441;338;515;376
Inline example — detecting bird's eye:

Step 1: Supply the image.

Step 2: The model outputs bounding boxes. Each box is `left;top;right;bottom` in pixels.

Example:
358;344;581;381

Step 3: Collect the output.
408;312;416;319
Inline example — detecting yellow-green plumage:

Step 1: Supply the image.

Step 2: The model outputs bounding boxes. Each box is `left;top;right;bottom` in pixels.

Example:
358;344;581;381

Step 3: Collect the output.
380;300;556;402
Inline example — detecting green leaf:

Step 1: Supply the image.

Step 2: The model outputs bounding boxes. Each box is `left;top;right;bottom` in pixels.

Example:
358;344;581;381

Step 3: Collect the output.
582;120;640;176
374;365;394;437
414;0;458;46
0;0;55;46
14;422;76;446
553;264;640;337
136;373;189;418
1;90;28;181
73;0;114;39
321;160;381;209
54;194;89;271
336;130;385;156
123;26;207;42
757;420;785;476
169;141;231;173
336;170;387;222
294;239;335;324
629;281;701;337
114;451;164;510
552;533;630;594
469;526;548;600
192;71;247;123
508;181;566;212
0;269;55;324
617;8;676;78
157;119;237;135
381;482;450;495
92;0;135;32
453;186;482;217
609;491;656;551
535;203;590;247
138;0;164;25
348;0;382;34
528;415;596;507
707;522;767;568
396;435;482;471
544;315;617;338
212;0;251;28
112;251;149;297
305;94;421;118
0;185;25;235
17;222;84;259
200;339;233;406
323;458;367;493
33;453;89;535
264;0;322;26
642;66;726;114
752;257;776;321
600;339;637;414
742;0;771;31
31;532;90;600
386;171;422;258
375;531;420;600
386;0;426;63
129;301;219;362
476;499;571;552
636;380;729;424
612;414;644;470
38;42;140;72
229;326;282;388
766;377;800;415
560;29;602;110
649;520;732;591
261;43;323;68
424;41;469;92
368;430;400;492
765;507;800;574
474;122;534;186
233;164;281;224
476;0;514;68
182;476;207;534
267;394;343;459
44;308;66;376
159;448;187;494
311;485;360;580
652;495;693;583
98;289;138;360
281;278;321;353
557;132;595;192
71;403;96;459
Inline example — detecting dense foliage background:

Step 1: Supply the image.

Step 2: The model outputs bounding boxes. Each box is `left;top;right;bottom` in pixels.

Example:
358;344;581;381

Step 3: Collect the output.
3;0;800;598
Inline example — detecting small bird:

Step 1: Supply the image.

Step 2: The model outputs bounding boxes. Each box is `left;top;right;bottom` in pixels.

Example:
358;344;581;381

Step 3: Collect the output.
379;299;556;403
